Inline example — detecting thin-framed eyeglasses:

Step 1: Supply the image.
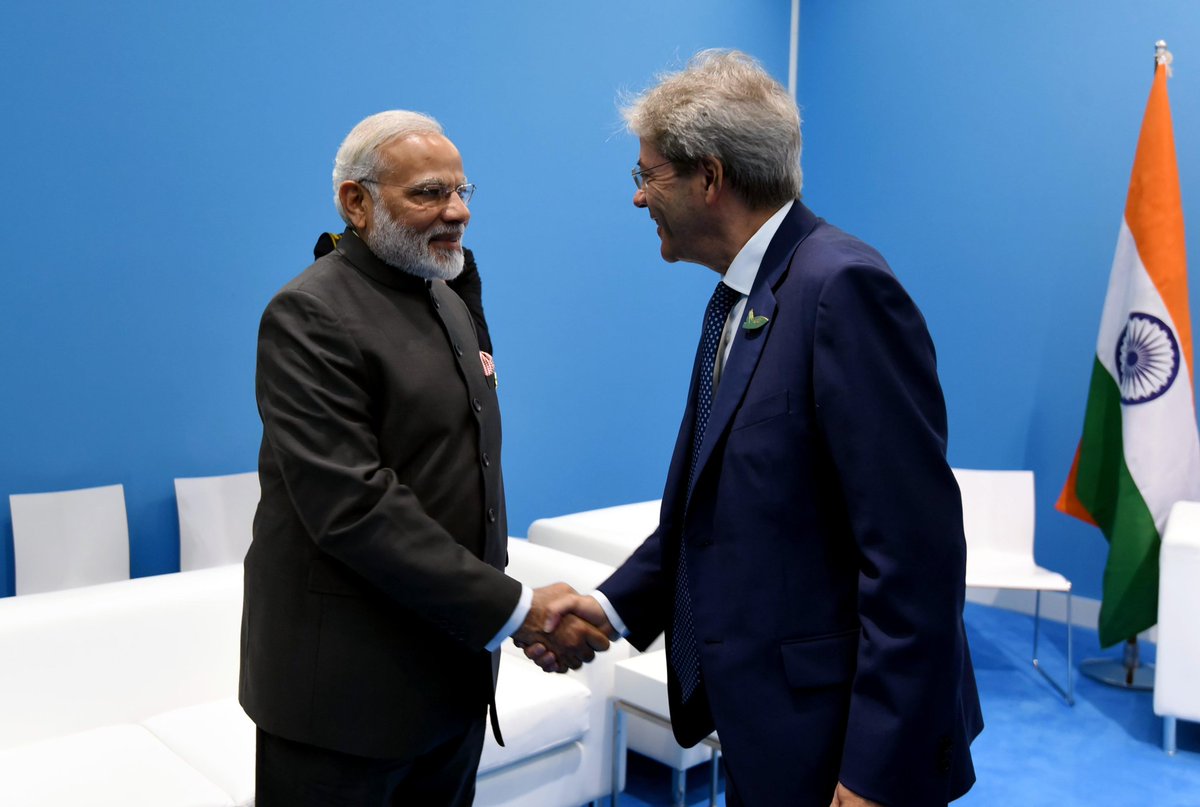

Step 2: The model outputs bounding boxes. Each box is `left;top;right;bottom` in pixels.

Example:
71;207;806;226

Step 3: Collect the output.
631;159;675;190
359;178;476;207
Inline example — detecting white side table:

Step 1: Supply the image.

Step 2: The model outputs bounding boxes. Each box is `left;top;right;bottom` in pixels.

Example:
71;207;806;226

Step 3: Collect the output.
611;650;721;807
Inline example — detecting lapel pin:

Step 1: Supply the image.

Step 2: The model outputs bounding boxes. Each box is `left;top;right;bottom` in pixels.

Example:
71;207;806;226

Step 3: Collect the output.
480;351;497;388
742;309;770;330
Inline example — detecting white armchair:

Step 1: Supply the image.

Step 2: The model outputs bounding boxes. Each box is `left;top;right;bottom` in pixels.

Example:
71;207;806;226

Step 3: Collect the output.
1154;500;1200;754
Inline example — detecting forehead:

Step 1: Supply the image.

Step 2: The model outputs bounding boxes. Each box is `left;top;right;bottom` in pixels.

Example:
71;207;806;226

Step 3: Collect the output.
377;133;465;181
637;138;667;167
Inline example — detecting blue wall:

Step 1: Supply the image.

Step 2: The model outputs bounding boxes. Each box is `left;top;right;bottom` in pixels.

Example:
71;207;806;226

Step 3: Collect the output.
6;1;1200;607
0;2;789;595
798;2;1200;601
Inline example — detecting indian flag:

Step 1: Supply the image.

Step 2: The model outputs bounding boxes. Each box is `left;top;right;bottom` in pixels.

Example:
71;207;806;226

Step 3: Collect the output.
1058;51;1200;649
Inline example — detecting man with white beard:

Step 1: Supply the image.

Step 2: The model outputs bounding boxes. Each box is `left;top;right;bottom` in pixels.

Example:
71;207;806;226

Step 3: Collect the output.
240;110;610;806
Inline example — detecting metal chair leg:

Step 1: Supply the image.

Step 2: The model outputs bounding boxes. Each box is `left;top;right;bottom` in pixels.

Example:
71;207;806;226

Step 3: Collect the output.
1164;716;1178;755
611;703;627;806
710;749;721;806
671;769;686;807
1031;590;1075;705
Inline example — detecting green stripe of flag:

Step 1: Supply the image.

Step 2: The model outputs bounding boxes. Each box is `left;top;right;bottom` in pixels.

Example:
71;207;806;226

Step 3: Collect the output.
1073;357;1161;647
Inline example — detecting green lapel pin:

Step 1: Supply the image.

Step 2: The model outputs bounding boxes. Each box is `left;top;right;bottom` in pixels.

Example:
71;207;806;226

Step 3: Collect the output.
742;309;770;330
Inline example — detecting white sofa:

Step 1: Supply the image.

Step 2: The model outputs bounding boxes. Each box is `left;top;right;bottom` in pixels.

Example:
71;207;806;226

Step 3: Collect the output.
0;539;629;807
528;501;717;806
1155;500;1200;754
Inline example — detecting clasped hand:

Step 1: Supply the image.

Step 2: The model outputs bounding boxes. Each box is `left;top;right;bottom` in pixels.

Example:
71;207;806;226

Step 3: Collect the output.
512;583;617;673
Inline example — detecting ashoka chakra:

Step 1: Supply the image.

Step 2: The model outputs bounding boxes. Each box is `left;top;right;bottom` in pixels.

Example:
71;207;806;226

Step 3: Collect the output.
1115;312;1180;404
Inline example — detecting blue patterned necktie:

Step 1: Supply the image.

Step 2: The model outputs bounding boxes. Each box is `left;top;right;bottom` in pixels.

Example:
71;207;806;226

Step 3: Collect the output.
672;280;740;702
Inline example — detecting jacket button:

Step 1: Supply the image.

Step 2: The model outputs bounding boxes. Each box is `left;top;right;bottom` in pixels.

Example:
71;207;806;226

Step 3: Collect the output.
472;398;483;412
482;452;491;467
454;343;464;357
487;508;497;523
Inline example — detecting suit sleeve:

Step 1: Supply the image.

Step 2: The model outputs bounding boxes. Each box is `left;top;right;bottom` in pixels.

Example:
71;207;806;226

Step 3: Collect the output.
597;523;672;651
811;263;968;805
256;288;520;649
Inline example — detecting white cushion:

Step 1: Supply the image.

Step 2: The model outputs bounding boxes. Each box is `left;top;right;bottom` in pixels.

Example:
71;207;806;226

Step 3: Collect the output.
143;698;256;807
479;655;590;774
615;649;715;770
615;650;674;719
0;565;244;749
0;724;233;807
526;501;660;567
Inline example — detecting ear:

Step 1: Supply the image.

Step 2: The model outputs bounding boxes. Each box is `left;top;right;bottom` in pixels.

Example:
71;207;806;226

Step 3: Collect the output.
699;156;725;204
338;180;372;232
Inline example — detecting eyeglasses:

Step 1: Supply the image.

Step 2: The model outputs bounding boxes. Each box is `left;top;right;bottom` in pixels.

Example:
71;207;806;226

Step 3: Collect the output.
359;179;476;207
631;159;675;190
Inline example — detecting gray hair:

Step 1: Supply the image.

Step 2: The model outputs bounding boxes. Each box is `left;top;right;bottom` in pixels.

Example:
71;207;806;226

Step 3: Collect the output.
622;49;802;209
332;110;444;223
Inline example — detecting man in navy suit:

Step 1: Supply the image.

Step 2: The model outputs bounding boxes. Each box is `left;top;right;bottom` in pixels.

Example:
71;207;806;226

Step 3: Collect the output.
533;51;982;806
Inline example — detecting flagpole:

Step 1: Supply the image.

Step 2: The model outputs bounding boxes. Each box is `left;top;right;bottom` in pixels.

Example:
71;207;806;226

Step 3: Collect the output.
1079;39;1177;692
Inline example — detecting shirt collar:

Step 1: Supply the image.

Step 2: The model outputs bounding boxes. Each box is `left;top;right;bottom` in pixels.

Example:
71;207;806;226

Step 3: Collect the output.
721;200;795;296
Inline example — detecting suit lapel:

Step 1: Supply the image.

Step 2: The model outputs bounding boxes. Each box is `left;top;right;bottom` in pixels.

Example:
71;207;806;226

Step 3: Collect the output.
686;203;821;500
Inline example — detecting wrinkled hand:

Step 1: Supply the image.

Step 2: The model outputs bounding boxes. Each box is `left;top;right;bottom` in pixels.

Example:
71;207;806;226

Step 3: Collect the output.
829;783;882;807
512;584;613;673
517;587;618;673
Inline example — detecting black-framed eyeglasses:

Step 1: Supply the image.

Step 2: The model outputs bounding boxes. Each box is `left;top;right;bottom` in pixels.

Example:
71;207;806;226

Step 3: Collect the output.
631;159;675;190
359;178;476;207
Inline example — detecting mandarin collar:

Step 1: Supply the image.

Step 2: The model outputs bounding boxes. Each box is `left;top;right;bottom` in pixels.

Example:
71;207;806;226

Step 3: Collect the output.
329;228;430;292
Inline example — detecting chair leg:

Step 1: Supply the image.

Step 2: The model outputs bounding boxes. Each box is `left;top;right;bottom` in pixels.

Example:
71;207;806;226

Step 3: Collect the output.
671;769;686;807
611;704;627;806
1031;590;1075;705
1164;716;1178;755
710;750;721;806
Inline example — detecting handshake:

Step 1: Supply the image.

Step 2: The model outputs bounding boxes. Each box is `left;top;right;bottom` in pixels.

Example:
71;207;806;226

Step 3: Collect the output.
512;584;619;674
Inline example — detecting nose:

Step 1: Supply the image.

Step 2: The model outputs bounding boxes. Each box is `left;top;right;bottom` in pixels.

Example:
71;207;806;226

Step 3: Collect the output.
633;187;647;208
442;191;471;223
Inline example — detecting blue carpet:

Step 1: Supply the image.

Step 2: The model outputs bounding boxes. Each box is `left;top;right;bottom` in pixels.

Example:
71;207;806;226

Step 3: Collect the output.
616;602;1200;806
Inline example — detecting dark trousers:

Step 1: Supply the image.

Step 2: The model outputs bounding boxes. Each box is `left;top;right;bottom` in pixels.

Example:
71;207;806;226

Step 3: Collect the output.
255;719;487;807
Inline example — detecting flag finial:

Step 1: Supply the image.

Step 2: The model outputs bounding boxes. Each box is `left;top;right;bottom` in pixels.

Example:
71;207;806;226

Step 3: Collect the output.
1156;40;1174;77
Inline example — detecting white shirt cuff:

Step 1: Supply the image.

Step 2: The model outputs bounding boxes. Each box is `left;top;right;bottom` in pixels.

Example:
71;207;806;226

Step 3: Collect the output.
589;589;629;638
486;584;533;651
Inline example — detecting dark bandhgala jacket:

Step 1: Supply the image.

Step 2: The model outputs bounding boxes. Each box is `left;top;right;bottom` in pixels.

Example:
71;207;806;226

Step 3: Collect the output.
599;202;984;806
240;230;519;760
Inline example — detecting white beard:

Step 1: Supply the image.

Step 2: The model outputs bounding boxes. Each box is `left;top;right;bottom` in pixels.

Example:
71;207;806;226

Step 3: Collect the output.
364;206;465;281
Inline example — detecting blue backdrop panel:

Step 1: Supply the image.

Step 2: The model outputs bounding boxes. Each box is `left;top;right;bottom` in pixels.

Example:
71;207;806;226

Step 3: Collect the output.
0;2;789;595
799;1;1200;601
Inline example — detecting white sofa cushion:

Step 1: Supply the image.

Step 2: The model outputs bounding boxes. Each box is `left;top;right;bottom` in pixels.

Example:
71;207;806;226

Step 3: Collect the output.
143;698;256;807
0;724;234;807
0;565;243;749
527;500;660;568
478;654;590;775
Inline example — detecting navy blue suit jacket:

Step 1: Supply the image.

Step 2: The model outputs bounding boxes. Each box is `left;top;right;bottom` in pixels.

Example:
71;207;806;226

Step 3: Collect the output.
599;202;983;806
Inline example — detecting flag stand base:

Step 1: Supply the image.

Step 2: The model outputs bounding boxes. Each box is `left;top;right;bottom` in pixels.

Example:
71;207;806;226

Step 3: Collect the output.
1080;659;1155;690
